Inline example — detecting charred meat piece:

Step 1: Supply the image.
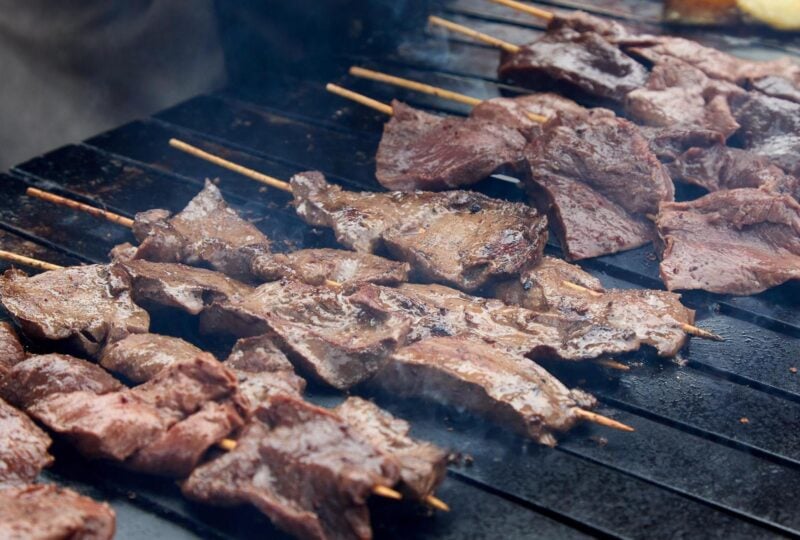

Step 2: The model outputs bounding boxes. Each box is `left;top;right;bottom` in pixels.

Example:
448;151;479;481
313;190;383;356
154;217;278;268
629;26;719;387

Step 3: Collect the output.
375;100;528;191
639;125;724;163
0;265;149;357
494;257;695;357
0;398;52;486
334;397;448;501
251;248;410;289
470;92;591;134
525;112;673;260
731;93;800;176
0;484;115;540
114;259;253;315
100;333;205;383
225;335;307;409
624;56;744;138
290;171;548;291
656;188;800;295
0;354;122;410
202;279;411;390
0;322;25;381
132;180;271;279
372;335;596;447
183;396;400;540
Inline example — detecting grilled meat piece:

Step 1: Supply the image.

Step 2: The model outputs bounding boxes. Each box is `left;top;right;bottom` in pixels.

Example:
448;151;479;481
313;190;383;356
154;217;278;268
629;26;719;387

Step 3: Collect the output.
494;257;694;357
132;180;271;279
0;398;52;486
0;322;25;381
372;335;596;447
183;396;401;540
470;93;589;133
225;335;307;409
202;279;411;390
0;265;149;357
334;397;448;501
748;76;800;105
656;188;800;294
0;354;122;410
639;125;724;163
0;484;115;540
290;171;548;291
100;333;205;383
251;248;410;289
732;93;800;176
114;259;253;315
375;100;528;191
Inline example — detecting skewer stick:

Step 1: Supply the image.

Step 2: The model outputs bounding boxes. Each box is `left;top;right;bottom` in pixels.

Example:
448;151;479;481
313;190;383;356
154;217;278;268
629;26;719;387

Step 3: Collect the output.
168;139;292;193
349;66;548;123
487;0;554;21
26;187;134;229
326;83;394;116
594;359;630;371
573;408;635;432
561;280;603;297
428;15;521;54
0;250;63;272
425;495;451;512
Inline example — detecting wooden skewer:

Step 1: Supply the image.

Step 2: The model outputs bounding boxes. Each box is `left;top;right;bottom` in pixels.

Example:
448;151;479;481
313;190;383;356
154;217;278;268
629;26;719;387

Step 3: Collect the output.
594;359;630;371
561;280;603;297
349;66;548;123
428;15;521;54
26;187;134;229
487;0;554;21
425;494;451;512
326;83;394;116
0;250;63;272
573;408;635;432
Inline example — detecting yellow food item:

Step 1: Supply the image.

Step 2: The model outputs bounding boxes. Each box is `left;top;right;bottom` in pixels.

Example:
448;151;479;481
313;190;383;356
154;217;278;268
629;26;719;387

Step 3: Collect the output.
664;0;739;24
737;0;800;30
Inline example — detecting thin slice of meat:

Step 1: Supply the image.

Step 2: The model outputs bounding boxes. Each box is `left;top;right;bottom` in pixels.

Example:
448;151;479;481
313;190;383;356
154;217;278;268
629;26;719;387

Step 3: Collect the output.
0;398;52;486
748;75;800;104
656;188;800;294
731;92;800;176
100;333;206;383
494;257;694;357
334;397;448;501
639;125;724;163
114;259;253;315
0;322;25;381
371;335;596;447
182;396;400;540
0;484;115;540
290;171;548;291
132;180;271;279
470;93;592;134
375;100;528;191
251;248;410;289
201;279;411;390
0;265;149;357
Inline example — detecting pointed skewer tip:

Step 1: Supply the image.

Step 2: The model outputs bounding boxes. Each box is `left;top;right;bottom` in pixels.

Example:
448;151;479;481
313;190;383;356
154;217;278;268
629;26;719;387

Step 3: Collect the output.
573;408;635;432
425;494;450;512
373;485;403;500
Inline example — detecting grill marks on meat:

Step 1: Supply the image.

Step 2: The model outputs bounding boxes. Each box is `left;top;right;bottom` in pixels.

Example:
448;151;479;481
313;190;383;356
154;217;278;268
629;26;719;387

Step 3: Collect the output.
0;265;149;357
334;397;448;501
183;396;401;540
251;248;409;289
291;171;547;291
0;398;52;486
100;333;205;383
375;101;528;191
525;112;673;260
0;322;25;381
372;335;596;447
494;257;694;357
732;93;800;177
656;188;800;294
202;279;411;390
0;484;115;540
132;180;271;279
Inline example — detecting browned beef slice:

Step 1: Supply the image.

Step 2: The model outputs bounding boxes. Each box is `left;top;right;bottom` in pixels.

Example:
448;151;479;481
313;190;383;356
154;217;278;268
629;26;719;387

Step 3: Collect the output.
748;75;800;104
226;335;306;408
624;56;744;138
494;257;695;357
334;397;448;500
0;484;115;540
0;321;25;381
0;398;52;486
251;248;410;289
471;93;593;135
183;396;400;540
100;333;206;383
201;279;411;390
731;93;800;176
114;259;253;315
656;188;800;295
375;100;528;191
639;125;724;163
0;265;149;357
372;335;595;447
132;180;271;279
0;354;122;410
498;25;648;102
291;171;548;291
